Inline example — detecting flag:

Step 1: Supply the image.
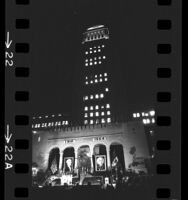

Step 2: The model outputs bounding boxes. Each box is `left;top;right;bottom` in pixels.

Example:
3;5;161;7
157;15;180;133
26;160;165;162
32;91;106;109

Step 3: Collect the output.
50;157;58;174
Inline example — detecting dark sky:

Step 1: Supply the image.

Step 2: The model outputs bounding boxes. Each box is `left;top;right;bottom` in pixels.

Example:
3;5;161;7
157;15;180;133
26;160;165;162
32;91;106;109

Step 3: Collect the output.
30;0;156;116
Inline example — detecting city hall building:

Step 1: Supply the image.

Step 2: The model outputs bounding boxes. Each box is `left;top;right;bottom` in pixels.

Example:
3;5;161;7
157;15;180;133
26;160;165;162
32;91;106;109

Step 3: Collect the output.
32;25;150;186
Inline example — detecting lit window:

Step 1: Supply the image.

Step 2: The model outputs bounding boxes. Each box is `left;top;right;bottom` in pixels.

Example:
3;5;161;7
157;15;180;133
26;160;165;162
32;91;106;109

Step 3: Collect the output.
90;106;93;110
99;61;102;64
137;113;140;117
142;112;145;116
85;81;88;85
100;93;104;98
107;111;111;115
94;50;96;53
90;48;92;50
150;110;155;116
84;107;88;111
147;119;150;124
100;74;102;77
94;62;97;65
99;56;101;59
94;57;97;60
103;56;106;59
90;95;93;99
90;120;94;124
100;79;102;82
101;118;105;123
143;119;147;124
102;45;105;48
95;79;98;83
85;52;88;54
90;80;93;84
104;73;107;76
90;58;92;61
107;118;111;123
133;113;137;118
84;96;88;100
84;113;88;118
96;112;99;117
95;94;99;99
96;119;99;124
98;49;101;52
145;113;149;117
86;76;88;79
101;112;105;116
85;63;88;66
101;106;104;109
106;104;110;108
95;105;99;110
90;62;93;66
152;118;155;123
84;120;88;124
95;75;97;78
105;78;108;81
105;88;109;92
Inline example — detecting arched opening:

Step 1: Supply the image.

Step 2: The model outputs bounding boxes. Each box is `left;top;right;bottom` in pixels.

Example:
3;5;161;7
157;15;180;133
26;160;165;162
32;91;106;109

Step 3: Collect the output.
48;147;60;174
93;144;107;172
77;145;91;174
62;147;75;174
110;143;125;174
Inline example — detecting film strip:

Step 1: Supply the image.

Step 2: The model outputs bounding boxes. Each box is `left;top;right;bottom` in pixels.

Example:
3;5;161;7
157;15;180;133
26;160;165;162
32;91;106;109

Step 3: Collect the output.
4;0;181;199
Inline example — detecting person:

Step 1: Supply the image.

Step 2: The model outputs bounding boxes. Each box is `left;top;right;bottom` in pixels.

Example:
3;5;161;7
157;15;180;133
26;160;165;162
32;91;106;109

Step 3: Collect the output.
65;158;73;173
96;156;105;171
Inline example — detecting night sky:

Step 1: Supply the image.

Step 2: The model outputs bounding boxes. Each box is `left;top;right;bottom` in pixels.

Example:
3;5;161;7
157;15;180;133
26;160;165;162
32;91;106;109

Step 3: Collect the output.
30;0;155;117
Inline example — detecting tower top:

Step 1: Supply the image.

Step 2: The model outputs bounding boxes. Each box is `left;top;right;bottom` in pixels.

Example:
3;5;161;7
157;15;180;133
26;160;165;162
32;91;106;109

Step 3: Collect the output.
87;25;104;31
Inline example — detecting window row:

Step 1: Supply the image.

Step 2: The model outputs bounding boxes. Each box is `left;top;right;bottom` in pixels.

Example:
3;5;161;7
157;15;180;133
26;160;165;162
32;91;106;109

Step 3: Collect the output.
33;121;69;128
85;73;107;80
84;104;110;111
85;56;106;63
83;93;106;101
85;78;108;84
84;111;111;118
85;45;105;55
84;117;111;125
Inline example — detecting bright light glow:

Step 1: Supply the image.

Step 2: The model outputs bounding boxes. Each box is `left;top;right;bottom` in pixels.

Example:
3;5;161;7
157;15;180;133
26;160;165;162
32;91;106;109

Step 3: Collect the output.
100;79;102;82
94;57;97;60
90;58;92;61
90;80;93;84
137;113;140;117
104;73;107;76
105;88;109;92
94;50;96;53
90;106;93;110
84;113;88;118
86;76;88;79
90;120;94;124
106;104;110;108
95;94;99;99
143;119;147;124
101;118;105;123
85;81;88;85
95;75;97;78
99;56;101;59
107;118;111;123
103;56;106;59
101;112;105;116
152;118;155;123
100;93;104;98
90;62;93;66
101;106;104;109
102;45;105;48
90;95;93;99
107;111;111;115
96;112;99;116
105;78;108;81
150;110;155;116
90;51;92;53
133;113;137;118
84;120;88;124
95;79;98;83
94;62;97;65
145;113;149;117
99;61;102;64
90;113;93;117
85;63;88;66
147;119;150;124
95;105;99;109
100;74;102;77
90;48;92;50
98;49;101;52
85;96;88;100
142;112;145;116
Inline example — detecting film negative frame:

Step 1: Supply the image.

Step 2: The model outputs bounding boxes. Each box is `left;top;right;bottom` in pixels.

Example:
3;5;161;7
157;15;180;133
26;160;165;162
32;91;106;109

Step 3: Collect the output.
4;0;181;199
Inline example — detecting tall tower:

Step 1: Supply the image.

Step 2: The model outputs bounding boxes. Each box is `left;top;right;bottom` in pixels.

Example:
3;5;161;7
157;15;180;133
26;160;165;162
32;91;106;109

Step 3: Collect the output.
82;25;112;125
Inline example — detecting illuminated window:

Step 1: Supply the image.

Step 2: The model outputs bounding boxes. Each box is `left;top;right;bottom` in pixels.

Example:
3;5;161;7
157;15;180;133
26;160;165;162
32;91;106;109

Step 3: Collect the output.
98;49;101;52
99;61;102;64
85;63;88;66
95;79;98;83
137;113;140;117
147;119;150;124
101;106;104;109
84;120;88;124
152;118;155;123
145;113;149;117
103;56;106;59
90;120;94;124
104;73;107;76
95;105;99;110
90;48;92;50
90;80;93;84
94;50;96;53
99;56;101;59
133;113;137;118
90;95;94;99
142;112;145;116
85;81;88;85
101;112;105;116
84;107;88;111
86;76;88;79
85;51;88;55
101;118;105;123
102;45;105;48
150;110;155;116
96;112;99;117
84;113;88;118
105;78;108;81
94;62;97;65
95;94;99;99
90;62;93;66
107;111;111;115
107;118;111;123
90;106;93;110
143;119;146;124
90;58;92;61
84;96;88;100
100;93;104;98
100;79;102;82
105;88;109;92
94;57;97;60
106;104;110;108
100;74;102;77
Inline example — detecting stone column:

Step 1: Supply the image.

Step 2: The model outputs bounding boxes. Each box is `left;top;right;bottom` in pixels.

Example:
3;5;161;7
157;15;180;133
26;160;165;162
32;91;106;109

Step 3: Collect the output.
59;151;63;172
106;145;111;171
74;147;78;174
90;145;94;173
